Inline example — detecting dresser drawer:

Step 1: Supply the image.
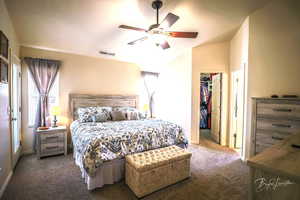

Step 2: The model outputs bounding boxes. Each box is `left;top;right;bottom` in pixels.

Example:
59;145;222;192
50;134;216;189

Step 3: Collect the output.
40;132;64;144
41;142;64;155
256;119;300;134
255;143;272;154
257;103;300;119
256;131;291;146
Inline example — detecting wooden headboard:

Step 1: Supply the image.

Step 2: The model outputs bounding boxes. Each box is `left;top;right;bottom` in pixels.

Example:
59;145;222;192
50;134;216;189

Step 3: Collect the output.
69;94;139;120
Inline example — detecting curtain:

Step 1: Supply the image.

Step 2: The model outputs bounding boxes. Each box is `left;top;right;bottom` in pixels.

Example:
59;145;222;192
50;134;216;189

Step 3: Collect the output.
141;71;159;118
24;57;60;129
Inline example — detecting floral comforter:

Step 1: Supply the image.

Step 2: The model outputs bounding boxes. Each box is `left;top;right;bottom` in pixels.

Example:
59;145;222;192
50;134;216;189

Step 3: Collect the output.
70;119;188;177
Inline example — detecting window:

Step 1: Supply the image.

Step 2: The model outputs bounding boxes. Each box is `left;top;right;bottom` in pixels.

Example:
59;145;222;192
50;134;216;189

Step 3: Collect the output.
28;71;59;127
140;71;159;118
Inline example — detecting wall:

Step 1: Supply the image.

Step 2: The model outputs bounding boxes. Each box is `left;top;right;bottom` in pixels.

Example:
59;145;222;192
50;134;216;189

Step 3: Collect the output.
249;0;300;97
244;0;300;158
156;49;192;141
229;17;249;156
20;46;140;153
0;1;19;57
0;0;19;196
191;42;230;144
230;18;249;72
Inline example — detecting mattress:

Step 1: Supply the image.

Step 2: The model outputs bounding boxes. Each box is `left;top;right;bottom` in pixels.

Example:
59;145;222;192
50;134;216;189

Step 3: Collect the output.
70;119;188;177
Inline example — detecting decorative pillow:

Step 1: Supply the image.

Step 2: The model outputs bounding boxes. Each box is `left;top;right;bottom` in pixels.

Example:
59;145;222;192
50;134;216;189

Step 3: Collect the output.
92;112;109;122
138;112;147;119
113;107;136;119
127;111;140;120
112;107;146;120
111;110;127;121
77;106;112;122
113;107;136;112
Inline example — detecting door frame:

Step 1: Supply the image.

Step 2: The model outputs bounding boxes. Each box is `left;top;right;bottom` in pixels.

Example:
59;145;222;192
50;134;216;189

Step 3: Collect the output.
230;64;246;155
10;53;22;169
199;72;224;145
230;70;240;148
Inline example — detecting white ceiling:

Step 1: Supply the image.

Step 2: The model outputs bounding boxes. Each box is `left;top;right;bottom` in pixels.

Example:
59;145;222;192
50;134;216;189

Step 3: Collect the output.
5;0;272;65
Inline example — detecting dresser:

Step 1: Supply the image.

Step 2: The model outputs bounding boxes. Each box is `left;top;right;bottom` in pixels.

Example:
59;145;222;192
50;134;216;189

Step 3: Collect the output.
36;126;67;159
251;98;300;155
247;134;300;200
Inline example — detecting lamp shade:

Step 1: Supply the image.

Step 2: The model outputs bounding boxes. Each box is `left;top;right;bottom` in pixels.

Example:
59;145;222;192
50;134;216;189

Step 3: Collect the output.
50;106;61;116
143;104;149;112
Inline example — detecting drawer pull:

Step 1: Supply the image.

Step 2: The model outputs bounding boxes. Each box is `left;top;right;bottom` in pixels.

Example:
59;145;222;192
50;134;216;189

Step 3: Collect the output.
45;146;59;150
271;124;291;128
45;136;59;140
271;136;284;140
272;108;292;112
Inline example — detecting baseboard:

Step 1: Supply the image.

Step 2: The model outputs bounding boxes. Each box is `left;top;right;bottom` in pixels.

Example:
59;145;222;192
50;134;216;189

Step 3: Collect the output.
21;144;73;156
22;149;34;156
0;170;13;199
190;140;199;145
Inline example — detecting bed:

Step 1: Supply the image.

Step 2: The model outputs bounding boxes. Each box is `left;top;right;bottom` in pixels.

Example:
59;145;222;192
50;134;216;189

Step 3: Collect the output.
69;94;188;190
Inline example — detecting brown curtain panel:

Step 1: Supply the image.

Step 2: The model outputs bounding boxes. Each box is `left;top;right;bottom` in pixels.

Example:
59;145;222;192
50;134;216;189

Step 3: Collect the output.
24;57;61;128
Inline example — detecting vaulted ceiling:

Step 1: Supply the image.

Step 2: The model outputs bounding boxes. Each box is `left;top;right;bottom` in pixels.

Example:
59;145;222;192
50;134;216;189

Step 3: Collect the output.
5;0;272;65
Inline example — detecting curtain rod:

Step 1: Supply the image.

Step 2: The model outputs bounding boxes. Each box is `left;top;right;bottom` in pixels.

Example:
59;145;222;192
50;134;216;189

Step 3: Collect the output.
23;57;61;63
141;71;160;77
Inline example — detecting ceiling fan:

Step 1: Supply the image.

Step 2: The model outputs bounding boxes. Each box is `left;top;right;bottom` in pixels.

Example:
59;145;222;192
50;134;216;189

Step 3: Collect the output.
118;0;198;50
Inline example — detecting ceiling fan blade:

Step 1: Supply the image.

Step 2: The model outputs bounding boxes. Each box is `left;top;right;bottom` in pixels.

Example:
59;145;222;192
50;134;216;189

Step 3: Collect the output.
159;13;179;29
160;40;170;50
167;31;198;38
119;25;147;32
128;36;148;45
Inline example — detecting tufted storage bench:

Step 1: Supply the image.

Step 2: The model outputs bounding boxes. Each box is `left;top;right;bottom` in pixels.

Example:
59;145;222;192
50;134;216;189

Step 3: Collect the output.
125;145;192;198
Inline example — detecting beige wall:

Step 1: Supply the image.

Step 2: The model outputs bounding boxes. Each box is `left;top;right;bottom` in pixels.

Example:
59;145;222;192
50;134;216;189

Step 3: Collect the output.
0;0;19;57
230;18;249;72
248;0;300;97
229;18;249;154
240;0;300;159
0;0;19;196
156;49;192;141
20;46;140;153
191;42;230;144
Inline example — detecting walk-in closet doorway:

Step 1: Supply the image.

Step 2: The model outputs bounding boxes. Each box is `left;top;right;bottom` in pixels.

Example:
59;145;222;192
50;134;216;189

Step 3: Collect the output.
200;73;222;144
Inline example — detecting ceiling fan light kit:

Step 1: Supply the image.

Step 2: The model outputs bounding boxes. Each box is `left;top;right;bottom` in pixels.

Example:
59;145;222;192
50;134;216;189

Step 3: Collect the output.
118;0;198;50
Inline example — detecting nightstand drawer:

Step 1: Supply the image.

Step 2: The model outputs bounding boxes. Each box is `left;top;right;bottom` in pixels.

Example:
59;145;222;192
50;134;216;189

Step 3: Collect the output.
40;132;64;144
41;142;64;155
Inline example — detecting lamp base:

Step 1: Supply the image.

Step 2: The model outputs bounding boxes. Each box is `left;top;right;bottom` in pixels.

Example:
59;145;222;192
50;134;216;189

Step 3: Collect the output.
52;115;58;128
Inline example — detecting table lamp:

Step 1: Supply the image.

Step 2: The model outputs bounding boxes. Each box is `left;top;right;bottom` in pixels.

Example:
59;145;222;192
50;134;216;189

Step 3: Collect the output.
50;106;61;127
143;104;149;118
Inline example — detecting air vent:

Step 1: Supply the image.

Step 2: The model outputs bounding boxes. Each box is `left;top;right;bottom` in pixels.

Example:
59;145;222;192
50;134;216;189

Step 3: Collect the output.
99;51;115;56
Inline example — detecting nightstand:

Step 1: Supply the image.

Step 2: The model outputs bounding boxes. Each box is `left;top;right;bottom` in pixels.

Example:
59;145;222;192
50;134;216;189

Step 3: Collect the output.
36;126;67;159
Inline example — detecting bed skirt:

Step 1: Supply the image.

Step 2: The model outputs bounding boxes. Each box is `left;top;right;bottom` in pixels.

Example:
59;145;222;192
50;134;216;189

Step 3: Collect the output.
74;143;187;190
74;151;125;190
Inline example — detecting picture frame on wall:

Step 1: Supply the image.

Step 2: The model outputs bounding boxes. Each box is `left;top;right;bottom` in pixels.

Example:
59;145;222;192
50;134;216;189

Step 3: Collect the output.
0;31;9;59
0;58;8;83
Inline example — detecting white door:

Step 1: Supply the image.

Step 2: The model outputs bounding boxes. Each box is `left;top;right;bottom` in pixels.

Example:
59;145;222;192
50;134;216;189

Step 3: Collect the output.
231;68;245;151
11;55;22;168
211;74;221;144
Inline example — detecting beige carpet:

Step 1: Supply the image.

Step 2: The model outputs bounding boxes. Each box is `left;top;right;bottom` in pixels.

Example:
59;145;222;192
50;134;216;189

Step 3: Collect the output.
2;140;249;200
